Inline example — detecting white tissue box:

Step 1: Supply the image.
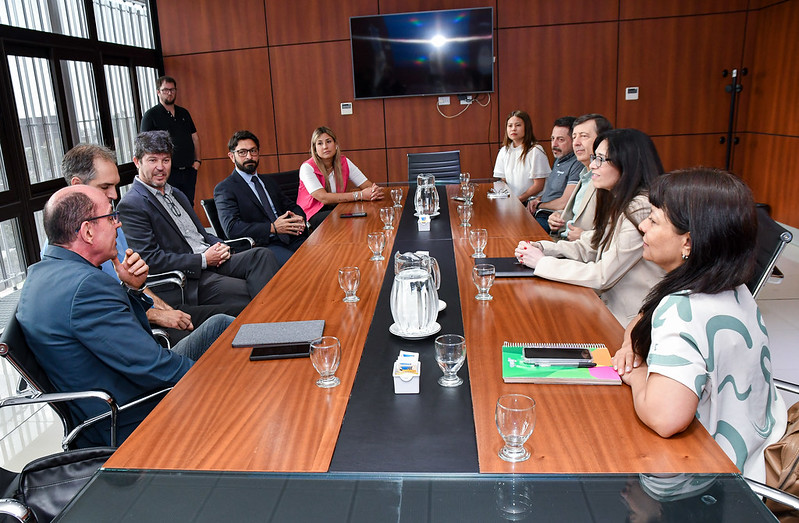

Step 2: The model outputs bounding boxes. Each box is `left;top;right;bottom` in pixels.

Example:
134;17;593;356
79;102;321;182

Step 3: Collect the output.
418;215;431;231
393;361;421;394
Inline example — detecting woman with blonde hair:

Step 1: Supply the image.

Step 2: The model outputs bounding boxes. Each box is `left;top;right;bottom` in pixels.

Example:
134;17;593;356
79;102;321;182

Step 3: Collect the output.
297;126;383;228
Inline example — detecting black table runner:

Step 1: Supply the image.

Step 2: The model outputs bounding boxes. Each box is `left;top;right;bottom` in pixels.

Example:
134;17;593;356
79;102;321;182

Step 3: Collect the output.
329;186;479;472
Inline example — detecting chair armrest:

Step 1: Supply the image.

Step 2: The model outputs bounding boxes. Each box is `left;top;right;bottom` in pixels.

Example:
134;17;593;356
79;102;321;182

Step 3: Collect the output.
0;498;31;521
146;270;186;305
0;390;119;449
224;237;255;252
151;328;171;349
775;378;799;396
745;478;799;511
534;208;555;219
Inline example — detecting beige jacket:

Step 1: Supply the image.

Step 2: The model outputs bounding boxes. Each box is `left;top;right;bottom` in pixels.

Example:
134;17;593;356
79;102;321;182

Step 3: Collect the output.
535;195;665;326
557;167;598;234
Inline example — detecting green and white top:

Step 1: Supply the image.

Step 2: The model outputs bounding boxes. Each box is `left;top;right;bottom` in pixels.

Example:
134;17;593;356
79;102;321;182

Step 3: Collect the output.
647;285;787;482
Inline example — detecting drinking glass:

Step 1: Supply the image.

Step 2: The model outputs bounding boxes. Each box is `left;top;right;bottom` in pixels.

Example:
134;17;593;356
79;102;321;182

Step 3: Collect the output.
380;207;395;230
470;228;487;258
495;394;536;462
367;231;386;261
338;266;360;303
473;263;495;301
435;334;466;387
462;182;476;203
310;336;341;388
457;203;473;227
459;172;471;188
391;187;403;207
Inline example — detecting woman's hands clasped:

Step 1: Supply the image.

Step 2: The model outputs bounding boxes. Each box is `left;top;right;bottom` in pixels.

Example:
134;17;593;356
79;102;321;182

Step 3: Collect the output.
514;241;545;269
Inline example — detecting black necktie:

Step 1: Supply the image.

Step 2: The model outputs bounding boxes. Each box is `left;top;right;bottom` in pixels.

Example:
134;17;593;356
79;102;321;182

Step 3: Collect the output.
251;176;289;244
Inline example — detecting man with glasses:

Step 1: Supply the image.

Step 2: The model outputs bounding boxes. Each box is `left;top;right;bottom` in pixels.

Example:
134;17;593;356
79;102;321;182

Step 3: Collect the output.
60;143;222;342
214;130;308;267
17;184;233;446
118;131;280;316
547;113;613;240
141;75;202;205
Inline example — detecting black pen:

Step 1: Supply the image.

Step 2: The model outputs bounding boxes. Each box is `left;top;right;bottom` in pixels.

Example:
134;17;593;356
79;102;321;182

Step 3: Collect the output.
535;362;597;368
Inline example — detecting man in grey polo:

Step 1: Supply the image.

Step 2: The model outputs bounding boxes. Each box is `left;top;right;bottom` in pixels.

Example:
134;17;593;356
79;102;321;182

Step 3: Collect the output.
527;116;583;232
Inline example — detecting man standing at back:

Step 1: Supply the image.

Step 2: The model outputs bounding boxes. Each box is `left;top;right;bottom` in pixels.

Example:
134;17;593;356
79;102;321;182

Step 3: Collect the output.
141;75;202;205
548;113;613;240
119;131;279;316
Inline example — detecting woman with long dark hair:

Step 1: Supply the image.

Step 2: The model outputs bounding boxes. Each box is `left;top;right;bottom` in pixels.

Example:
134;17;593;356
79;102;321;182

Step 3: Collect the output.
493;110;550;202
297;126;384;228
515;128;665;325
612;167;786;481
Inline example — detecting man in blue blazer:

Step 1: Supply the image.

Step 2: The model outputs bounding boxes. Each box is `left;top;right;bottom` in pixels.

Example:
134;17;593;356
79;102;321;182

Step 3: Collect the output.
17;185;232;446
214;130;308;267
119;131;279;315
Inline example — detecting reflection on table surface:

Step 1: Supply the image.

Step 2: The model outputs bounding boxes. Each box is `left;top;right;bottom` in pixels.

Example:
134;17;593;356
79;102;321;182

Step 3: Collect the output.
55;470;773;522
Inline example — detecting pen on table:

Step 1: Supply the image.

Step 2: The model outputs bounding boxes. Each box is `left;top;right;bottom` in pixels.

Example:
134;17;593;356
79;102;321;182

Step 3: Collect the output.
535;362;597;368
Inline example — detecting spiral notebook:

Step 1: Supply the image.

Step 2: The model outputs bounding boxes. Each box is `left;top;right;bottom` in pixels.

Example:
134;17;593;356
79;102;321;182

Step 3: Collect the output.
502;342;621;385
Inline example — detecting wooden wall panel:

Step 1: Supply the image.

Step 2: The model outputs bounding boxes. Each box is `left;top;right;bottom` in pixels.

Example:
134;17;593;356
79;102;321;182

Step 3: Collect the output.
650;134;729;173
156;0;267;55
739;0;799;136
616;13;746;135
265;0;376;46
386;144;496;184
619;0;748;19
737;134;799;226
379;0;497;16
497;0;618;27
270;41;386;155
163;48;277;161
278;148;388;186
497;23;618;135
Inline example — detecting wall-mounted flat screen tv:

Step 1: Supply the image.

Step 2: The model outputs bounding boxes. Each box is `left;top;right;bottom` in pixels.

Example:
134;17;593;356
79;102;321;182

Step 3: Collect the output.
350;7;494;100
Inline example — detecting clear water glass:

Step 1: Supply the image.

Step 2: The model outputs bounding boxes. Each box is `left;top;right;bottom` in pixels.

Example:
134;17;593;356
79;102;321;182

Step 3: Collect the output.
367;231;386;261
470;228;487;258
496;394;536;462
459;172;470;188
473;263;495;301
435;334;466;387
462;182;476;203
380;207;395;230
457;203;473;227
338;266;360;303
391;187;403;207
310;336;341;388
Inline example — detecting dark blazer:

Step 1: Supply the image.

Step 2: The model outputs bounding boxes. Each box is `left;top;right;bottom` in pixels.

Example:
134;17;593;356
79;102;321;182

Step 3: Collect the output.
214;170;305;246
118;180;222;302
17;245;192;446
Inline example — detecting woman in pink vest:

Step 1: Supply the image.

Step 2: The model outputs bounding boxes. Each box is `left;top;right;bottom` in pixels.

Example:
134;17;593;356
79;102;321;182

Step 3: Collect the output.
297;126;384;228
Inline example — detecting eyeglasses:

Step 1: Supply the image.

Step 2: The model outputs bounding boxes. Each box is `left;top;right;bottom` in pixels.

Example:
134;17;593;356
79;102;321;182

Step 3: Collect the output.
159;87;177;94
162;193;182;217
589;154;612;167
75;211;120;232
233;148;259;158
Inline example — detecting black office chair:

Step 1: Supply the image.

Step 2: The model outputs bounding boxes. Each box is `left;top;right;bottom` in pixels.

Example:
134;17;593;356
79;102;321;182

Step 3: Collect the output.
407;151;461;184
200;199;255;252
747;204;793;299
0;311;171;450
267;169;301;203
0;446;114;522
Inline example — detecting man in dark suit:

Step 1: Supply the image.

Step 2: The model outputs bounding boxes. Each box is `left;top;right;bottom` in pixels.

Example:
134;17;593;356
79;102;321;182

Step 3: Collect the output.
118;131;279;316
18;185;232;446
214;130;308;267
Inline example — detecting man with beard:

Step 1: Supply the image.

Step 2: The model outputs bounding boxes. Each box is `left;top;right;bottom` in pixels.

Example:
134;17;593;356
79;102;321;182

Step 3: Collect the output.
141;76;202;205
118;131;280;315
214;130;308;267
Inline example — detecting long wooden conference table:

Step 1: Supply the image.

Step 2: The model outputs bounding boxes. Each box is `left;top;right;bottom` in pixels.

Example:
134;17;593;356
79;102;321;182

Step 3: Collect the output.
104;183;735;475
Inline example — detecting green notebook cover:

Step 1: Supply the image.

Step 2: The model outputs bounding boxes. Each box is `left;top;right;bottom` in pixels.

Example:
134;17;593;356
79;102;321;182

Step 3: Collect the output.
502;343;621;385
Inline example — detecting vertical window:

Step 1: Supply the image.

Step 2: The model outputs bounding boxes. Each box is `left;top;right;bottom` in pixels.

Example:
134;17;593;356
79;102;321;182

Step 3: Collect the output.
61;60;103;145
33;211;46;258
136;65;158;116
103;64;136;163
0;0;89;38
0;144;8;192
8;55;64;184
93;0;154;49
0;219;27;296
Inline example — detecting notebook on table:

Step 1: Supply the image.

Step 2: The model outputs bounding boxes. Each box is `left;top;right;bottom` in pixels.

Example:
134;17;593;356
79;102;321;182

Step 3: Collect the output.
501;342;621;385
479;257;536;278
233;320;325;360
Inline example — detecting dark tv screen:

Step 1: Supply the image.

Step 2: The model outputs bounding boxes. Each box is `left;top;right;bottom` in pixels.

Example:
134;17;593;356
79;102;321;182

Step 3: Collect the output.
350;8;494;100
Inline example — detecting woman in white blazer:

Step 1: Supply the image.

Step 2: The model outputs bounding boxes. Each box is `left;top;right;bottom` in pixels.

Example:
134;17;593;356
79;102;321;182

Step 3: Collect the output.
515;129;665;326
